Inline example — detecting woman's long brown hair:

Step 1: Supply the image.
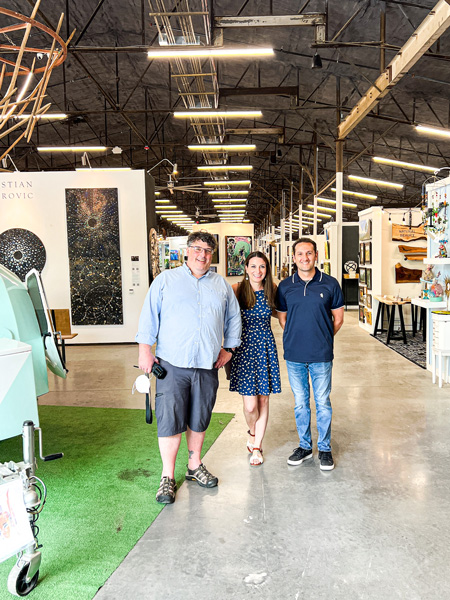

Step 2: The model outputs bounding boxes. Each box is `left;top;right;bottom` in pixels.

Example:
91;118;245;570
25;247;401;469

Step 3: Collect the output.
236;251;276;310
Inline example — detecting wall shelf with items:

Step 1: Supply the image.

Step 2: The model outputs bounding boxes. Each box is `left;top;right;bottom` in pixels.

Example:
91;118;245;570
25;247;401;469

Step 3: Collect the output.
421;176;450;371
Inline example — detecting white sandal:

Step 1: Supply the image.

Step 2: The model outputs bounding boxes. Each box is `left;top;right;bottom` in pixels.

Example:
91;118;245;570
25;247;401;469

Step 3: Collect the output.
250;447;263;466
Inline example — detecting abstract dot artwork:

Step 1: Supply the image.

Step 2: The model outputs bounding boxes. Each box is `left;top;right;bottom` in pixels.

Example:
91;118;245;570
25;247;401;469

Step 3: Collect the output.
65;188;123;325
0;228;46;281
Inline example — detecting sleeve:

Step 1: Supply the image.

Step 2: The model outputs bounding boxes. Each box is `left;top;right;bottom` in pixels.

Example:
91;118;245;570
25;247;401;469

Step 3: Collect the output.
276;282;288;312
331;279;345;310
222;282;242;348
135;274;164;345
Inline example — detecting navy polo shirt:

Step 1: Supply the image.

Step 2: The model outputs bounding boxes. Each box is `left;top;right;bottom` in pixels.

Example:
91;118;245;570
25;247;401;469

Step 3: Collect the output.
276;269;344;363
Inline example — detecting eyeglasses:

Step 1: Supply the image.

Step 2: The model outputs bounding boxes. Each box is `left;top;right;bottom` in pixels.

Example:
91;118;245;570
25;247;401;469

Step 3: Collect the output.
189;246;213;255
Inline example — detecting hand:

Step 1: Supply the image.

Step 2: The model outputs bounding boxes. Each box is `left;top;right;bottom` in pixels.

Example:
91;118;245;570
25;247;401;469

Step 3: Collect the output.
138;344;158;374
214;348;232;369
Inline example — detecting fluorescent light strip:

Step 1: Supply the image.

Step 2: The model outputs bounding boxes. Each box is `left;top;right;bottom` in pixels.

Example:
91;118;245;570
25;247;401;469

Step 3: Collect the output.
214;204;247;208
38;146;107;152
308;204;336;213
174;111;262;119
204;180;251;186
198;165;252;171
348;174;403;189
317;197;358;208
155;199;171;203
212;198;248;203
156;210;183;214
155;205;178;209
155;192;161;196
416;125;450;138
189;144;256;151
372;156;437;173
302;210;332;218
15;113;68;120
209;190;249;195
148;48;274;59
331;187;377;200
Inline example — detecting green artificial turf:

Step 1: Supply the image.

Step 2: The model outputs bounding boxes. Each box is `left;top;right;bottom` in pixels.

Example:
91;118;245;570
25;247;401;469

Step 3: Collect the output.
0;406;233;599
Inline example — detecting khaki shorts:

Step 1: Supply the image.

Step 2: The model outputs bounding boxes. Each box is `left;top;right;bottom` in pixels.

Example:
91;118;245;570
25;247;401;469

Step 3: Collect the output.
155;358;219;437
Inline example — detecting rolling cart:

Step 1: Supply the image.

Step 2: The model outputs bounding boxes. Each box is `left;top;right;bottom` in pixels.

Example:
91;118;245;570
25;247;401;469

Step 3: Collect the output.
0;266;67;596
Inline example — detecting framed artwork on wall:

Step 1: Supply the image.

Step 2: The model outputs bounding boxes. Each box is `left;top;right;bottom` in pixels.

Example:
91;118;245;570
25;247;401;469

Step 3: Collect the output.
366;267;372;290
359;218;372;241
359;243;365;265
364;242;372;264
360;268;366;285
359;306;365;322
226;235;252;276
211;234;219;264
359;286;365;304
366;294;372;309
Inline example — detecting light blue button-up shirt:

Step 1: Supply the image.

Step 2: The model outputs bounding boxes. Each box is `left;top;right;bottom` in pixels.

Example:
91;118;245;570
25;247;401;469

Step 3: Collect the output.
136;263;241;369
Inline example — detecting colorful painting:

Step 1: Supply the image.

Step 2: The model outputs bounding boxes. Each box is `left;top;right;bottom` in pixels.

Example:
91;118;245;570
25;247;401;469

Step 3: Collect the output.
323;261;331;275
0;228;46;281
364;242;372;264
65;188;123;325
226;235;252;276
170;250;179;261
366;268;372;290
360;268;366;285
359;306;365;322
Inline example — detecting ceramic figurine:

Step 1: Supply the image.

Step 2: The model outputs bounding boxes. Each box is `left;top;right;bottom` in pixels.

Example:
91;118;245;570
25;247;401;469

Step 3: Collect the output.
422;264;434;281
430;272;444;301
436;237;448;259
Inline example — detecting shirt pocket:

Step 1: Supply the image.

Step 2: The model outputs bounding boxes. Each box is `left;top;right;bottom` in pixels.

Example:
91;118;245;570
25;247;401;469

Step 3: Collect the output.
203;288;227;315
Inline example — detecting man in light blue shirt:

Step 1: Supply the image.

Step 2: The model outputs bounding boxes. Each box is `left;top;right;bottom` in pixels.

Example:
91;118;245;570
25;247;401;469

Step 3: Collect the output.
136;231;241;504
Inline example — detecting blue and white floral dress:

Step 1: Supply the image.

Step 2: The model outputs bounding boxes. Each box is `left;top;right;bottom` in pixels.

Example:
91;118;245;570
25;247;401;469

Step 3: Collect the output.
229;290;281;395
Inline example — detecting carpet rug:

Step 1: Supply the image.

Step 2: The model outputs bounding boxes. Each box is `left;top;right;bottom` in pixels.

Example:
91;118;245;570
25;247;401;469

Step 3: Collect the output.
373;330;427;369
0;406;233;600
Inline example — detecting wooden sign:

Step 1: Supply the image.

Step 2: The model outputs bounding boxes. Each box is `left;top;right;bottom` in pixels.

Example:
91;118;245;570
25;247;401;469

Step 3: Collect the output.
395;262;422;283
392;223;426;242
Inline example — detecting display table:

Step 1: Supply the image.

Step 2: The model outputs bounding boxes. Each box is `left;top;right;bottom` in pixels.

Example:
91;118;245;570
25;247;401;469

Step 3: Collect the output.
373;295;411;345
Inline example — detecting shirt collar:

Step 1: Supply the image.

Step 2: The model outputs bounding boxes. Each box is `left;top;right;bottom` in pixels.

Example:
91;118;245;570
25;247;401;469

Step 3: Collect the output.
292;268;322;284
183;262;211;280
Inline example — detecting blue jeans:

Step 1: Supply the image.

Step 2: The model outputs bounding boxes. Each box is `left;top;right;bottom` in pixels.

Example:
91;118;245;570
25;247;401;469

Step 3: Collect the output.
286;361;333;452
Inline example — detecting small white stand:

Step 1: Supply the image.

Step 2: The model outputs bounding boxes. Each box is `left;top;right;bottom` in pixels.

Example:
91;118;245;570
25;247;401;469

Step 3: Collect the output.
431;312;450;387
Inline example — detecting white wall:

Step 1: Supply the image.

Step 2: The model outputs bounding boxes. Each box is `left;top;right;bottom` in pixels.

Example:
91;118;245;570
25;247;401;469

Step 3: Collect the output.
0;170;149;344
192;222;254;284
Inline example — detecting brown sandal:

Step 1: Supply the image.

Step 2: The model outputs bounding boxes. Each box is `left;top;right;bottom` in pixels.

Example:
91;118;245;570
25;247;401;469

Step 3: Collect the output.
250;447;263;466
247;430;255;453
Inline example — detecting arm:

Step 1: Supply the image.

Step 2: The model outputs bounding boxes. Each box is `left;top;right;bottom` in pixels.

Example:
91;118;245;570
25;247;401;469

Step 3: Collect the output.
136;277;163;373
215;283;242;369
271;283;279;318
331;307;344;336
278;311;287;330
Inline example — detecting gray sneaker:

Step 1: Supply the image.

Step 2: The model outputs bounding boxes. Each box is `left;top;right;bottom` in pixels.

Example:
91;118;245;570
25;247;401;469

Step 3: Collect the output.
287;447;313;466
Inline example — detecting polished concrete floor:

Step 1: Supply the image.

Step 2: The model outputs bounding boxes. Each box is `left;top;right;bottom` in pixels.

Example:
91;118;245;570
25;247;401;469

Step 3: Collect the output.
44;311;450;599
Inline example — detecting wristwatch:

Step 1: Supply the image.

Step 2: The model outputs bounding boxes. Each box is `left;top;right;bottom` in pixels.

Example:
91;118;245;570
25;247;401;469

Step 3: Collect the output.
223;347;235;355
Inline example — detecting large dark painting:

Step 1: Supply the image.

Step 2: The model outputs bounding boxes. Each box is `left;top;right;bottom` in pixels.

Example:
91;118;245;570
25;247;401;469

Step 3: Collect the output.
65;188;123;325
0;228;46;281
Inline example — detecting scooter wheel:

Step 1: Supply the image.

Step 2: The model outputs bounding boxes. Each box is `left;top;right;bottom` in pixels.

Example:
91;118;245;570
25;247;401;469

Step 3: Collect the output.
7;563;39;597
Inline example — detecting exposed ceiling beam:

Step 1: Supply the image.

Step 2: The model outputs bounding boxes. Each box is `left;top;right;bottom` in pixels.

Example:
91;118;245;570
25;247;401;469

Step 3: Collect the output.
338;0;450;140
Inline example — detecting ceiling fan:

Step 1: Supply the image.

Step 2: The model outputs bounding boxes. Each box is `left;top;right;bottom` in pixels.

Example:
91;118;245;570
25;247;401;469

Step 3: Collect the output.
155;174;205;195
186;206;218;222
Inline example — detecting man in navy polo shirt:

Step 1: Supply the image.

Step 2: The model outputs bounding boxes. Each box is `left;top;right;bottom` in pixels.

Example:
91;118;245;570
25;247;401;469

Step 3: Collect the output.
277;238;344;470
